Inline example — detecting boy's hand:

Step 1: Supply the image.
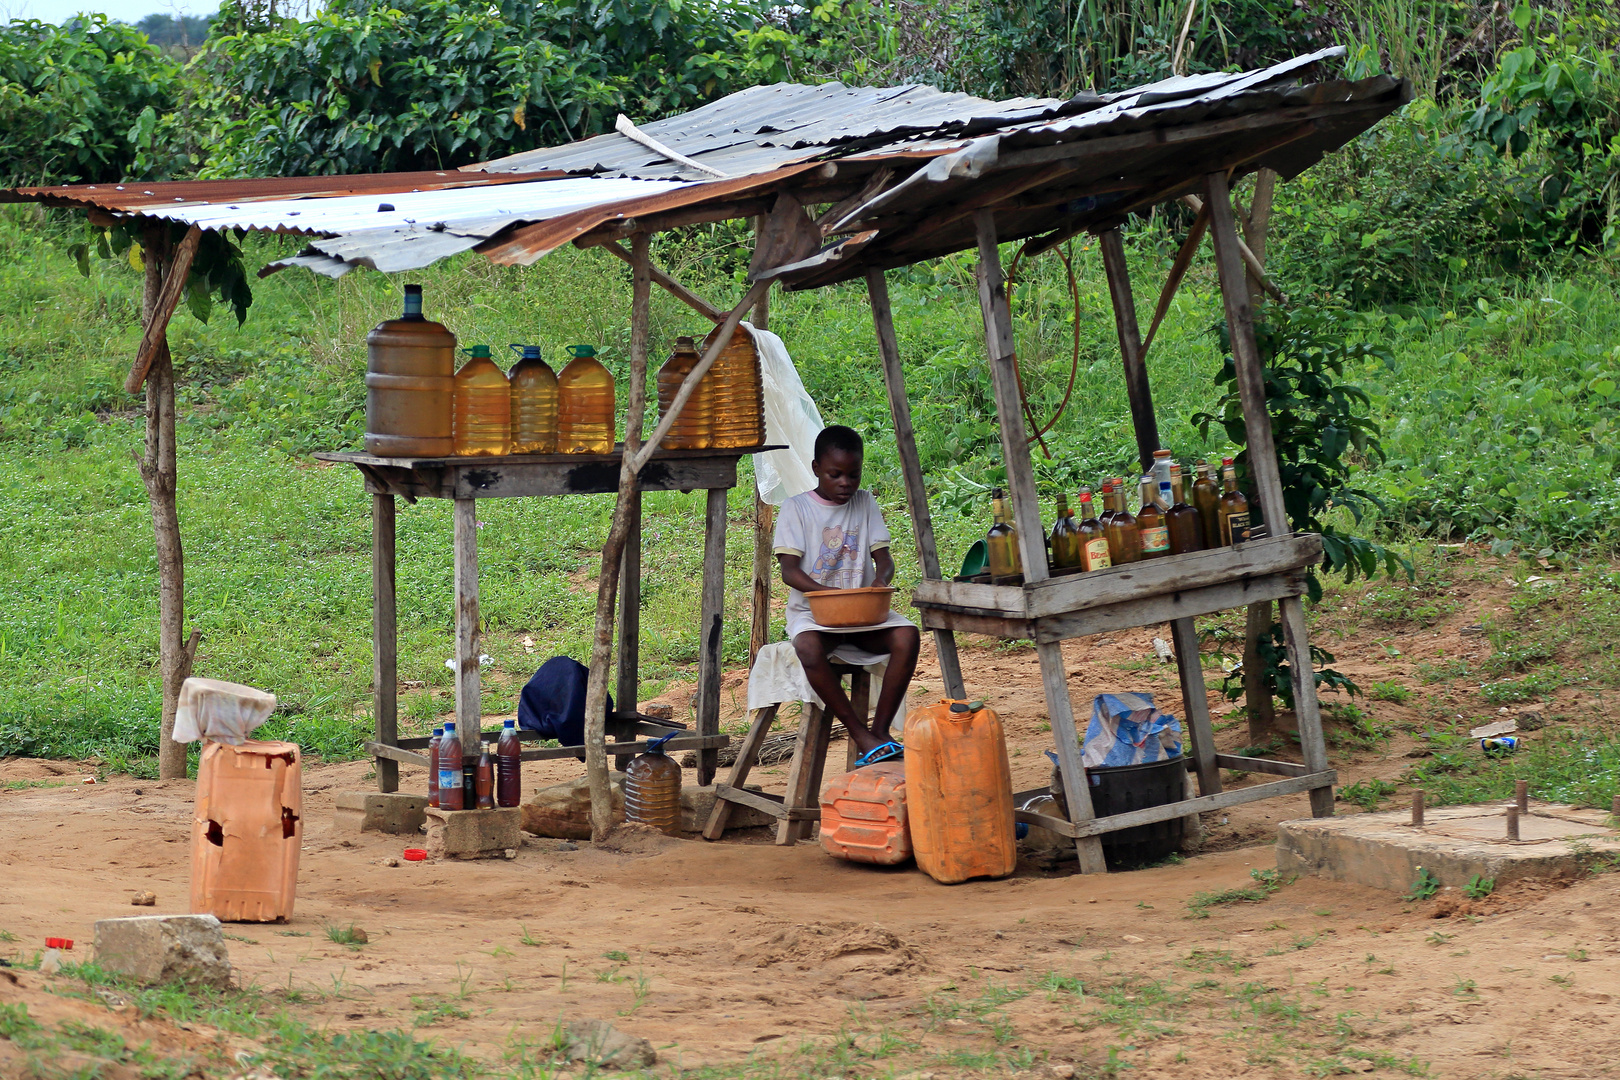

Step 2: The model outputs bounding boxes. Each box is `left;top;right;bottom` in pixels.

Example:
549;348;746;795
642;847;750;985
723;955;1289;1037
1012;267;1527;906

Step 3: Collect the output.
873;548;896;587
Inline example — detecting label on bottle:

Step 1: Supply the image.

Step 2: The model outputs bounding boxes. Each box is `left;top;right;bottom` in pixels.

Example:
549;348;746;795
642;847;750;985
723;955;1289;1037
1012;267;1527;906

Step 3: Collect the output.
1223;512;1251;546
1082;538;1112;571
439;768;462;791
1141;525;1170;554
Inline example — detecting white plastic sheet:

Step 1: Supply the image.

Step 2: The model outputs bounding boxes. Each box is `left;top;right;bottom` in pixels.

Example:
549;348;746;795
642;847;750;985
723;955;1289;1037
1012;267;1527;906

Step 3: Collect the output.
751;326;823;506
173;677;277;745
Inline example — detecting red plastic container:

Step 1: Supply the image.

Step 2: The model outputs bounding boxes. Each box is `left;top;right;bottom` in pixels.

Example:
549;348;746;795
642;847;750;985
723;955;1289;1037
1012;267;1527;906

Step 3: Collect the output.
819;761;911;865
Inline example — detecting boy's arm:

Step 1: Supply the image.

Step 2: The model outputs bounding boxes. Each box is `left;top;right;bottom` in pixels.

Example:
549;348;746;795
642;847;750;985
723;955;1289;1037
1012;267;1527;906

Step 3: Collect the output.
872;547;896;586
777;553;832;594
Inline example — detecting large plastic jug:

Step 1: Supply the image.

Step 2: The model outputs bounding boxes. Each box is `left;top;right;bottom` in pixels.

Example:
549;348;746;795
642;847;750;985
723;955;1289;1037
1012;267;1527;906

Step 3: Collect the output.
557;344;616;454
656;336;714;449
903;700;1017;884
624;733;682;835
701;323;764;449
819;761;910;865
191;740;302;922
365;284;455;457
452;345;512;456
508;344;558;453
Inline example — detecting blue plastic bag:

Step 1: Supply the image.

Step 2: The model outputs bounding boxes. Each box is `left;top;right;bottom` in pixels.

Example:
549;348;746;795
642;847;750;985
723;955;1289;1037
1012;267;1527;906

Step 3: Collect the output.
1082;692;1182;768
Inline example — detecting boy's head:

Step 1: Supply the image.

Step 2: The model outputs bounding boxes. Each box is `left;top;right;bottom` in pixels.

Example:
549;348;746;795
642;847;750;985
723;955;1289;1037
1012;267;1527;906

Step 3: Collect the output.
811;425;863;505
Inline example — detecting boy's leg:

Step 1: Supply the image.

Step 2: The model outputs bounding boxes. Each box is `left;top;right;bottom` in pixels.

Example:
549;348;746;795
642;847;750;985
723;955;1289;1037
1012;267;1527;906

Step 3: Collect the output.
793;630;880;753
865;625;921;744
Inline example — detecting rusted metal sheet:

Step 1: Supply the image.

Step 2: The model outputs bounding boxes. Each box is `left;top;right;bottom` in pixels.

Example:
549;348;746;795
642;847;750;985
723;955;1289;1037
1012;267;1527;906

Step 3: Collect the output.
2;170;555;212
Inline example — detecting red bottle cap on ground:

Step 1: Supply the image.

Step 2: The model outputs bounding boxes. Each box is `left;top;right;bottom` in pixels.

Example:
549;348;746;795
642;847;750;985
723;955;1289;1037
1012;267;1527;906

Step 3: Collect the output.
45;937;73;949
402;848;427;861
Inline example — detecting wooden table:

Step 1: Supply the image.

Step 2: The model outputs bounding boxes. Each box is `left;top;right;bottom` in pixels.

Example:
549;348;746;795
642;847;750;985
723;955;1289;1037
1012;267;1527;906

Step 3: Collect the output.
318;446;780;791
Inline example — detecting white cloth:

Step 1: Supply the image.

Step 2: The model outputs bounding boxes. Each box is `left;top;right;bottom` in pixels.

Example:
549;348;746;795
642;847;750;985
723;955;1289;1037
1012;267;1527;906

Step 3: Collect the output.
173;677;277;745
773;488;914;640
746;641;903;734
751;326;823;506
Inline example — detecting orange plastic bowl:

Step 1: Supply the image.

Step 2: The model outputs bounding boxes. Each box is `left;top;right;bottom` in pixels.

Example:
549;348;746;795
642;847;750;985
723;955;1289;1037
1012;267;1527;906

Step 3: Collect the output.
807;586;895;628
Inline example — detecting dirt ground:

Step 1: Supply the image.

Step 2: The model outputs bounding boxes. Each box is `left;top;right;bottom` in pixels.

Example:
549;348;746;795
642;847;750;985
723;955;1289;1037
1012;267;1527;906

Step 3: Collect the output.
3;560;1620;1078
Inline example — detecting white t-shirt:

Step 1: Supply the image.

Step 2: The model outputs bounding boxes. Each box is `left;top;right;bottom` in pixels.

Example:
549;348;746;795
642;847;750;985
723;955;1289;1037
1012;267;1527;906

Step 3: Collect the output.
773;489;915;639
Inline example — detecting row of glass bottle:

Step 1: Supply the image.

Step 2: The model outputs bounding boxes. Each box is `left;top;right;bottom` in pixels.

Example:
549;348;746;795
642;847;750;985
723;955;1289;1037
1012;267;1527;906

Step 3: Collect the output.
986;455;1252;578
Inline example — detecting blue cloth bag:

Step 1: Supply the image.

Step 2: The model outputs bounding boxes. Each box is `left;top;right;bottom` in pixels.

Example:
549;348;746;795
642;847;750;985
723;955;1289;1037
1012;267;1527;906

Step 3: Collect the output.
1082;691;1183;768
517;656;613;746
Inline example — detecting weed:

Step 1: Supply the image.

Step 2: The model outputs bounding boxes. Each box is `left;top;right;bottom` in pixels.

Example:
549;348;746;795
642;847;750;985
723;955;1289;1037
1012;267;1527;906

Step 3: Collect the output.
603;949;630;963
1341;777;1398;811
324;925;366;950
1452;976;1478;998
1038;970;1086;998
411;998;471;1027
1180;949;1253;974
1186;868;1292;918
1405;867;1440;901
1426;931;1453;946
1369;680;1413;704
1463;875;1496;900
0;929;16;943
518;924;542;947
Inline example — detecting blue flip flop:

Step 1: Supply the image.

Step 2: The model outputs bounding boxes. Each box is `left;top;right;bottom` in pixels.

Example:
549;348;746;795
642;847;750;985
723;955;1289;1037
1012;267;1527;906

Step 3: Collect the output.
855;740;904;767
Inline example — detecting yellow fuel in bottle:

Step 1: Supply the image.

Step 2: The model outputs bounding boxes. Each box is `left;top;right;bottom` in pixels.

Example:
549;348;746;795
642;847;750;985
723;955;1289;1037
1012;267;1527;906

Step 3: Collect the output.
556;344;616;454
507;344;558;453
451;345;511;456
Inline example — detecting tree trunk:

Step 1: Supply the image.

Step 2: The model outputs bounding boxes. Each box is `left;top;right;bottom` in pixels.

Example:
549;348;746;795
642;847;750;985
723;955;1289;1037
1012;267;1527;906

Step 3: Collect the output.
1239;169;1279;743
138;229;191;780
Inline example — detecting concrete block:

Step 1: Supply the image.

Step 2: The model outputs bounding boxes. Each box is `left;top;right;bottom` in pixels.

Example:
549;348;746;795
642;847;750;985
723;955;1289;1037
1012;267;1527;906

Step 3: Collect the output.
1277;801;1620;895
521;774;625;840
426;806;523;859
680;784;782;833
334;792;428;836
93;914;231;988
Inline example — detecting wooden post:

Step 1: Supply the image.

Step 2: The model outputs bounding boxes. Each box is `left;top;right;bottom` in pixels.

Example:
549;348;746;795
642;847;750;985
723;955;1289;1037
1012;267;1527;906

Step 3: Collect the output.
1098;227;1158;473
453;497;482;760
1239;170;1279;742
748;270;773;670
974;209;1107;873
1412;789;1425;827
1506;803;1520;841
137;226;194;782
696;486;728;786
1515;778;1529;815
1169;617;1220;798
615;486;642;771
1277;593;1333;817
865;267;966;700
372;493;398;793
584;233;654;839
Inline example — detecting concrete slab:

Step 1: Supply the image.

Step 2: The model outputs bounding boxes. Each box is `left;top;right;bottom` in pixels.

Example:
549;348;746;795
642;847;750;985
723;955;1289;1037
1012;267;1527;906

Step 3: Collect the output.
1277;801;1620;895
426;806;523;859
334;792;428;835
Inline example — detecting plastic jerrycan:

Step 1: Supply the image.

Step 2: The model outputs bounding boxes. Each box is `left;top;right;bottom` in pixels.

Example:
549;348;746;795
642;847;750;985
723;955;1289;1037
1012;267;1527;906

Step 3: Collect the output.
557;344;616;454
508;344;558;453
656;335;714;449
452;345;512;456
701;322;764;449
903;700;1017;884
624;732;682;835
820;760;911;865
365;284;455;457
191;740;303;922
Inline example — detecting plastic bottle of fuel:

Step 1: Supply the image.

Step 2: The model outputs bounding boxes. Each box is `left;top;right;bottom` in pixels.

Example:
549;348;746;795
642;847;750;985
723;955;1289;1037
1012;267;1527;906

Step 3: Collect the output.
656;336;714;449
508;344;558;453
438;720;464;811
428;726;443;808
496;719;522;808
624;732;682;835
557;344;616;454
452;345;512;456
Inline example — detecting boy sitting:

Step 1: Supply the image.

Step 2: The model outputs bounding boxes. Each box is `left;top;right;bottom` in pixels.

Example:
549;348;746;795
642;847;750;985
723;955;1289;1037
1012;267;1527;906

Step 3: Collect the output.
774;425;921;766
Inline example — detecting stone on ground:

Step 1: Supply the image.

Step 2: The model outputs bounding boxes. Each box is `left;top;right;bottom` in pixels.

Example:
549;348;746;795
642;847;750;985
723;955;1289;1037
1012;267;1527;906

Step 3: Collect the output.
520;773;625;839
560;1019;656;1069
426;806;523;859
93;914;231;987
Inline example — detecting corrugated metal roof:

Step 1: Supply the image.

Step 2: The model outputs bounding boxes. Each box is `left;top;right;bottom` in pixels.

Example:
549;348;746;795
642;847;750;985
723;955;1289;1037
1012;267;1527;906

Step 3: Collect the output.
2;170;550;212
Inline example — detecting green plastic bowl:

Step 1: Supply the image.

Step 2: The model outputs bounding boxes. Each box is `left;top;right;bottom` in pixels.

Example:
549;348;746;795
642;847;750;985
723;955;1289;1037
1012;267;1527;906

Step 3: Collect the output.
960;539;988;578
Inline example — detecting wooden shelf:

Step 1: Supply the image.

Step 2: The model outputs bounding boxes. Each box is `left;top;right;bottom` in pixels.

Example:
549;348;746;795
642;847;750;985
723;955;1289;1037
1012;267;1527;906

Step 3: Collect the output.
912;533;1321;642
316;445;783;500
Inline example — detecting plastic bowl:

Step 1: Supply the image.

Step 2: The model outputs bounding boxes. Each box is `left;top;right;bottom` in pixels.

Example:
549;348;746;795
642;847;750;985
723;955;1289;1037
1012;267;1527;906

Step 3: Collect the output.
807;586;895;628
402;848;427;862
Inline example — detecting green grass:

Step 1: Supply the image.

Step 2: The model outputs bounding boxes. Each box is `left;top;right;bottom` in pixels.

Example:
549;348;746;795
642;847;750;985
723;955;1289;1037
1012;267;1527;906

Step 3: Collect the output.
1187;868;1293;918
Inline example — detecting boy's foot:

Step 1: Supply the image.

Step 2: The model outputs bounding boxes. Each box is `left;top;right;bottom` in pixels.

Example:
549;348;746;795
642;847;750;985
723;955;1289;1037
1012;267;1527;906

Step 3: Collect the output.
854;740;904;767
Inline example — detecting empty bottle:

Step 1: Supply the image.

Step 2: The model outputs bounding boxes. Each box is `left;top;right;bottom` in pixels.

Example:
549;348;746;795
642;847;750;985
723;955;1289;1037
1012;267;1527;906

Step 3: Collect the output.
428;725;443;809
438;721;464;811
475;749;495;810
557;344;616;454
1192;461;1222;549
452;345;512;456
624;732;683;836
365;284;456;457
702;324;764;448
656;336;714;449
496;719;522;808
508;344;558;454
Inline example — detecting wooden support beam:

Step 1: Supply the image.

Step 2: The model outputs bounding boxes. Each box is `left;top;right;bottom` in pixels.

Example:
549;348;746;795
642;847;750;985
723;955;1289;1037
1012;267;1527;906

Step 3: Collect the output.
1139;203;1209;361
1214;753;1308;777
1029;771;1338;838
1037;640;1109;872
696;486;728;786
615;486;642;771
1182;193;1285;303
372;493;399;794
453;496;482;760
1098;228;1158;473
601;240;724;322
126;224;201;394
1279;594;1335;817
1204;171;1289;534
1170;616;1221;798
866;267;966;700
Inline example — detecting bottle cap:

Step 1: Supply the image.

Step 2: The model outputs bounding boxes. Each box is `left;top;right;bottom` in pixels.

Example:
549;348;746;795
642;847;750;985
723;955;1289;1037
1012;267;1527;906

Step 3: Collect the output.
675;336;696;346
991;487;1004;498
433;726;442;735
444;721;456;732
509;343;542;360
504;718;515;728
568;344;597;358
1153;448;1172;458
466;345;491;359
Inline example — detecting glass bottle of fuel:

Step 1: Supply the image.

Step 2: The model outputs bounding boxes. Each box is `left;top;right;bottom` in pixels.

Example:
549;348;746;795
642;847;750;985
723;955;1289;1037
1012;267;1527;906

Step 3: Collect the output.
1192;460;1221;549
986;488;1022;580
656;336;714;449
1097;480;1117;527
496;719;522;808
475;747;495;810
1137;476;1170;559
452;345;512;456
1166;469;1204;554
1104;482;1140;564
1076;488;1112;572
437;721;464;811
1219;457;1251;545
508;344;558;453
557;344;616;454
1049;493;1081;571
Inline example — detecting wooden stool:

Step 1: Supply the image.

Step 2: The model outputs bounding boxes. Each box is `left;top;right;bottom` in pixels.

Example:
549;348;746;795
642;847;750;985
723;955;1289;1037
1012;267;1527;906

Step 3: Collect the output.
702;662;873;845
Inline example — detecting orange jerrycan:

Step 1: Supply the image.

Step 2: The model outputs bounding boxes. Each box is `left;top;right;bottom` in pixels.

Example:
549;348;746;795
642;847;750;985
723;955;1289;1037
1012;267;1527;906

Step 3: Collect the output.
191;740;303;922
820;760;910;865
904;700;1016;884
